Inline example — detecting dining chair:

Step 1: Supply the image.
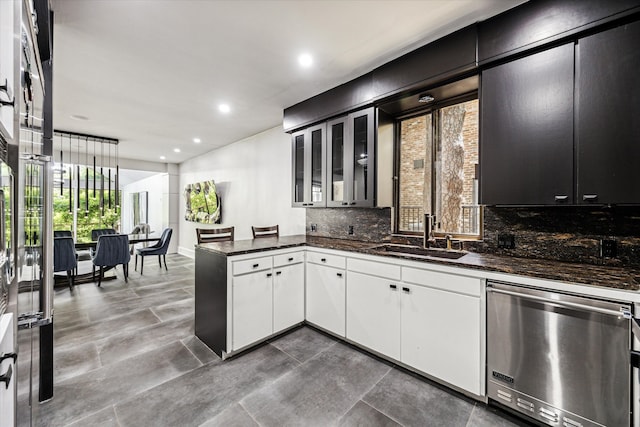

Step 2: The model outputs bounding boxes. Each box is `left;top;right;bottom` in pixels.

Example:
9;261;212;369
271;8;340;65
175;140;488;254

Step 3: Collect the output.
252;225;279;239
53;237;77;290
53;230;72;237
91;234;131;286
196;226;234;244
135;228;173;275
91;228;117;241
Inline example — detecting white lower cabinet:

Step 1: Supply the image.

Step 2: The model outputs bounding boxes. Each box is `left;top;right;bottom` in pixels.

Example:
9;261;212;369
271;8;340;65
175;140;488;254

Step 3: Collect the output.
400;276;482;396
232;269;273;350
346;271;401;360
231;250;304;351
273;262;305;333
306;262;345;336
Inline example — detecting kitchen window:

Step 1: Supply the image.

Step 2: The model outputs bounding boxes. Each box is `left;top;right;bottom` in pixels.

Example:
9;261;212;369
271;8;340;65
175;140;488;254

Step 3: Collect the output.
396;96;480;237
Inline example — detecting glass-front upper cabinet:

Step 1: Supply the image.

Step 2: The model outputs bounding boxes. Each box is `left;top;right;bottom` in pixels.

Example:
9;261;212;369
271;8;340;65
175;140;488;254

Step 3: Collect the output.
327;107;375;207
291;123;326;207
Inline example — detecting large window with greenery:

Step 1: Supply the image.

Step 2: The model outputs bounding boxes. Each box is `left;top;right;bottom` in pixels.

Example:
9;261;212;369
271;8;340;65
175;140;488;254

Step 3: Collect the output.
53;166;120;243
396;97;480;237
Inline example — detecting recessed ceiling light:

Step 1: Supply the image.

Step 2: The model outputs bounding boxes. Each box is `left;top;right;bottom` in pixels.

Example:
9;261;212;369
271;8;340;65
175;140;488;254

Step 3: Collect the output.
173;148;181;153
298;53;313;68
160;155;166;160
193;137;201;143
218;104;231;114
70;114;89;121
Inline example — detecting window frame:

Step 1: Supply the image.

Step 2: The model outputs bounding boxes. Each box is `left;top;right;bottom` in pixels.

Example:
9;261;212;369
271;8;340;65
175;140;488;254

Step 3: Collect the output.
393;91;482;239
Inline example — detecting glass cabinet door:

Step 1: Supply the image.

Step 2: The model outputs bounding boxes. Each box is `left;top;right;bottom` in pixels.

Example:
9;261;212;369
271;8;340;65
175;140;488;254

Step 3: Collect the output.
291;124;326;207
326;117;346;207
291;131;305;206
349;108;374;206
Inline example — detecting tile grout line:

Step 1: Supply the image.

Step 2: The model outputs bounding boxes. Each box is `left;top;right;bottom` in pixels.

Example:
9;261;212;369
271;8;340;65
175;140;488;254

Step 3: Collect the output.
238;401;262;427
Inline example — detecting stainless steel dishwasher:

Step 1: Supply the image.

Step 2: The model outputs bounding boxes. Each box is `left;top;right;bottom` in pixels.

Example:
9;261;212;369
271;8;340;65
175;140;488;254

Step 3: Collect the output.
487;281;634;427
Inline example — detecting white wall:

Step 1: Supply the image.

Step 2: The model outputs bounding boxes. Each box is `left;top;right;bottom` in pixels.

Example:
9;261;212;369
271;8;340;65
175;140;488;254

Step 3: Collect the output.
122;172;179;253
178;125;306;257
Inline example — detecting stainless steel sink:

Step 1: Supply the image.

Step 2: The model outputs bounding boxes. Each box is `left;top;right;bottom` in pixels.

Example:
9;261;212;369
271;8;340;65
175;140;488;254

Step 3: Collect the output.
370;244;467;260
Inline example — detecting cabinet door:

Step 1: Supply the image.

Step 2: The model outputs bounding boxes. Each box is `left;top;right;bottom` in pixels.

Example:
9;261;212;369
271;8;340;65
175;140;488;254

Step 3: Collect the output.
480;43;574;205
273;263;305;333
326;116;348;207
0;314;15;427
306;263;345;336
576;20;640;204
347;108;375;207
346;271;400;360
0;0;16;139
232;271;273;350
401;284;482;395
292;124;326;207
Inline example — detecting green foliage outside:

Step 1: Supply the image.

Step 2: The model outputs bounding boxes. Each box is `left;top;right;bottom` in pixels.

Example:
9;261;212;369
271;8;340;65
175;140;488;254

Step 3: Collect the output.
53;188;121;242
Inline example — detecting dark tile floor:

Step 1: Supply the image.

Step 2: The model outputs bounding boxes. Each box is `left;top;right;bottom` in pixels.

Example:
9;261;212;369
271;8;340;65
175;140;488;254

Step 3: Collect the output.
28;254;528;427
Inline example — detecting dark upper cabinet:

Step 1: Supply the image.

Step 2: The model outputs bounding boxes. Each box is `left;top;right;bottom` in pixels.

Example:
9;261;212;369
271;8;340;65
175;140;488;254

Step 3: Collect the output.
480;43;575;205
327;108;375;207
576;20;640;204
478;0;640;65
372;25;477;100
291;123;326;207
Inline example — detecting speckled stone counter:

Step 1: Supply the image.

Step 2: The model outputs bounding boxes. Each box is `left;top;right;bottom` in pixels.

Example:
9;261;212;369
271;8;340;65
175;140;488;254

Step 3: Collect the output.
197;235;640;292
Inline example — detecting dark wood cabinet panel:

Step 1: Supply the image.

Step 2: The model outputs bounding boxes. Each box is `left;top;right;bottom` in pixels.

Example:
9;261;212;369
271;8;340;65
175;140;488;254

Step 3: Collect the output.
480;43;575;205
576;20;640;204
283;73;373;133
478;0;640;65
372;25;477;100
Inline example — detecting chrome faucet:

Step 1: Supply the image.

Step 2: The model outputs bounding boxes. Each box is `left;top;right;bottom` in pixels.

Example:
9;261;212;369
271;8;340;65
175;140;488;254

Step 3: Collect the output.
423;214;436;248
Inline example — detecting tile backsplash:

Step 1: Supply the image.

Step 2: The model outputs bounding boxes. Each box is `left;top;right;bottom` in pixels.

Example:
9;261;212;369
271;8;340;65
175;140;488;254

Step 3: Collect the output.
306;207;391;242
306;205;640;268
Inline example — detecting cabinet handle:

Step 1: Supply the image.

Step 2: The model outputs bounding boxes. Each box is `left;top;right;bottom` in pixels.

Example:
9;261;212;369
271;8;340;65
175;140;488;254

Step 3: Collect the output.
554;195;568;202
341;202;348;206
402;287;410;293
321;258;327;262
252;263;259;268
0;365;12;389
266;273;272;277
288;257;294;262
0;98;14;108
276;271;281;276
337;273;343;278
0;352;17;364
583;194;598;202
350;202;356;205
307;203;314;206
389;284;397;290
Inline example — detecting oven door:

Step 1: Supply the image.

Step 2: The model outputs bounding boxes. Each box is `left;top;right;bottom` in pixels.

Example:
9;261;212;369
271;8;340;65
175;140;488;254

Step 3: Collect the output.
487;281;631;427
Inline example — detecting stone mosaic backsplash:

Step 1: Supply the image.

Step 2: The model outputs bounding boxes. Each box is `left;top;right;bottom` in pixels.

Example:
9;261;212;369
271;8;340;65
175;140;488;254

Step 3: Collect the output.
306;205;640;268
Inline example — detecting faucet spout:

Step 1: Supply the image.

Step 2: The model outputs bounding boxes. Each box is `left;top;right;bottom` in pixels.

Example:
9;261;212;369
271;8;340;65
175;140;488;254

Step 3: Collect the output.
423;214;435;248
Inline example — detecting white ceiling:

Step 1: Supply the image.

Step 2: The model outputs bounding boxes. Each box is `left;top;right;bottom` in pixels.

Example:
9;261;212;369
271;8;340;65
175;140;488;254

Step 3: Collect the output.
51;0;524;165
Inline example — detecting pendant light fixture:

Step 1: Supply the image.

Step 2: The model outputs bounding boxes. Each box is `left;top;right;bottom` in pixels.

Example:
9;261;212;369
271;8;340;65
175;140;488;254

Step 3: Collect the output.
85;136;89;215
108;141;112;209
92;138;96;197
68;133;72;213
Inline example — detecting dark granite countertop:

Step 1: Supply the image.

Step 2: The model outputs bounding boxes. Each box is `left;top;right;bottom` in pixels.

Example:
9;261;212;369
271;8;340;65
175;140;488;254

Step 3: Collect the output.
197;235;640;292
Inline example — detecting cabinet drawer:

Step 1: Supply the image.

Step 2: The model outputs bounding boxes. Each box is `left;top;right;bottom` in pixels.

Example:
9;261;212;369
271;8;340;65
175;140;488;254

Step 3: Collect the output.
402;267;481;297
232;256;272;276
348;258;401;281
273;252;304;267
306;251;345;269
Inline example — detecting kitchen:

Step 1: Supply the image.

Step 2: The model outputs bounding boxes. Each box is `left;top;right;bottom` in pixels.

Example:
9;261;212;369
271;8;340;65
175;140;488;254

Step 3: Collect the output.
2;0;640;426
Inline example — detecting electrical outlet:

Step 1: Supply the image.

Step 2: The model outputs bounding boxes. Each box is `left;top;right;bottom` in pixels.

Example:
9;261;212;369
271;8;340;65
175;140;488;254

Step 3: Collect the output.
600;239;617;258
497;234;515;249
310;224;317;232
348;225;354;235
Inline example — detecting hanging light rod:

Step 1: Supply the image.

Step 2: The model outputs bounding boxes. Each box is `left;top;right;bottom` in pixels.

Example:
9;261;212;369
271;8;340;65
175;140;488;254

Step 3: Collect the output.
54;129;119;145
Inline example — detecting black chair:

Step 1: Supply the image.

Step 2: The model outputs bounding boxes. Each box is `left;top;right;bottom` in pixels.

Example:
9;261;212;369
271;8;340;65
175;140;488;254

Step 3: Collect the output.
54;237;77;290
252;225;279;239
196;226;234;243
91;228;117;240
135;228;172;275
91;234;131;286
54;230;72;238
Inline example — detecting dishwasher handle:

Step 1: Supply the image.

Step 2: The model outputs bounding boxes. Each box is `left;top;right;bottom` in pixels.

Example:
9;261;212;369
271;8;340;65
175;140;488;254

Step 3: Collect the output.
487;286;632;319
